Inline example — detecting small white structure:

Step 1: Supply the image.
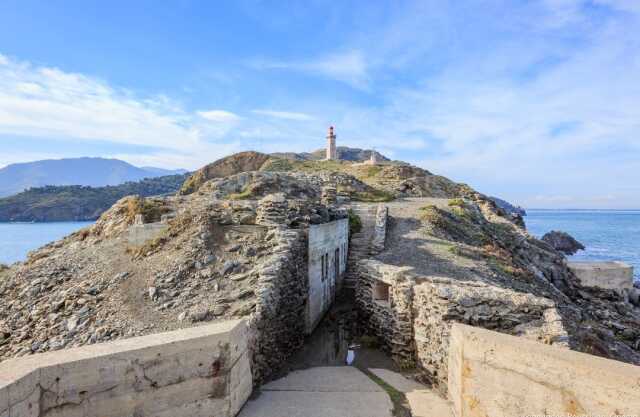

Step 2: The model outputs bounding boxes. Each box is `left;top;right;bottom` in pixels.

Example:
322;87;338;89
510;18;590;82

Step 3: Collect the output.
306;218;349;333
567;261;634;290
365;150;379;165
326;126;338;160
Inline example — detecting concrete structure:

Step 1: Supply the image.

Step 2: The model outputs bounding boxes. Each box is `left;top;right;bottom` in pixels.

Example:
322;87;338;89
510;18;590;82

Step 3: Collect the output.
568;261;634;290
127;222;168;246
306;218;349;333
365;150;378;165
326;126;337;160
238;367;393;417
448;323;640;417
0;320;252;417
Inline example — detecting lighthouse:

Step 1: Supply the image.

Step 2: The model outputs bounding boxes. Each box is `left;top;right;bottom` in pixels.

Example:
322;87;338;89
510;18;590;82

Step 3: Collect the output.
326;126;337;160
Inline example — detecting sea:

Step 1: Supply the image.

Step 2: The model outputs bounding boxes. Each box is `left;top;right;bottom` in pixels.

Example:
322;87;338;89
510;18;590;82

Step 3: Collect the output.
0;210;638;282
0;222;93;265
526;209;640;282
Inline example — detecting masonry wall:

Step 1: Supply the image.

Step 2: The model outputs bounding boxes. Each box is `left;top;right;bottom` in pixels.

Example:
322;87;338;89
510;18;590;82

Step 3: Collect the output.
306;219;349;333
248;227;309;384
357;260;569;394
448;323;640;416
0;320;251;417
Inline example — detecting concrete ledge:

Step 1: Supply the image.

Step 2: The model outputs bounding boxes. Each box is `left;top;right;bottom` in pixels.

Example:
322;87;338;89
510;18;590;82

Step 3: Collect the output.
127;222;169;246
448;323;640;417
0;320;252;417
568;261;633;290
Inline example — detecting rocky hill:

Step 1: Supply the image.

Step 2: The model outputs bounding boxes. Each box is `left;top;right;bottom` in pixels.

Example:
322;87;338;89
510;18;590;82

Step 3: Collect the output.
0;157;186;197
0;150;638;383
0;174;188;222
271;146;389;162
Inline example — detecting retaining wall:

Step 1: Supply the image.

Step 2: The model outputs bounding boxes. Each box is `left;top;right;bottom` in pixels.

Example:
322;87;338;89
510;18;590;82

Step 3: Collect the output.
0;320;251;417
448;323;640;417
568;261;634;290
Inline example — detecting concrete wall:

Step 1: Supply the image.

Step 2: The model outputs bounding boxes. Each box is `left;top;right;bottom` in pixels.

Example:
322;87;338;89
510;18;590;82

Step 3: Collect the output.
568;261;634;290
448;323;640;417
0;320;252;417
127;223;168;246
306;219;349;333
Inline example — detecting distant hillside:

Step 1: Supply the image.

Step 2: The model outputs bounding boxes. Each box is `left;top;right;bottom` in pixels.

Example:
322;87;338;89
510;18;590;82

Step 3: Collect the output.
490;196;527;216
0;174;188;222
0;157;187;197
271;146;390;162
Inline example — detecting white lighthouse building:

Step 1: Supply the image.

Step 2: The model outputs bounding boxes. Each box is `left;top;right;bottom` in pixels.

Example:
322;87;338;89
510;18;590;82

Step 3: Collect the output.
326;126;337;160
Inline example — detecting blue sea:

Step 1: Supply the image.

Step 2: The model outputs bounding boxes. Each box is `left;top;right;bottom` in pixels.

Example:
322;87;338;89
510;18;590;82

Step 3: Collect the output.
526;209;640;282
0;211;638;282
0;222;93;265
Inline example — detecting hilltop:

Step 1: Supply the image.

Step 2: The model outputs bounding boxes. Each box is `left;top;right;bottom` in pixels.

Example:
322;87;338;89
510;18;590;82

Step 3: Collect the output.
0;149;638;388
0;157;187;197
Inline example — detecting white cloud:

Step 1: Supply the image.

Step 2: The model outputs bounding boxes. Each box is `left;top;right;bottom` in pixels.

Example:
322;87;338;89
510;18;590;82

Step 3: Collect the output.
197;109;241;123
0;55;245;153
250;50;369;89
251;109;315;121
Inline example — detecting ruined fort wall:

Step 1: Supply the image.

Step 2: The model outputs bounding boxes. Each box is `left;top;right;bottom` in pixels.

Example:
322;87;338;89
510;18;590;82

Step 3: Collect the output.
448;323;640;416
0;320;251;417
307;219;349;333
248;227;309;385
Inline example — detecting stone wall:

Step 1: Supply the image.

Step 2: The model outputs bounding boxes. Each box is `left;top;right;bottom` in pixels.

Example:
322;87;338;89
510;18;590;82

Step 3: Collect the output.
448;323;640;416
370;204;388;253
306;219;349;333
127;222;169;246
357;260;568;393
247;227;309;384
568;261;634;290
0;320;251;417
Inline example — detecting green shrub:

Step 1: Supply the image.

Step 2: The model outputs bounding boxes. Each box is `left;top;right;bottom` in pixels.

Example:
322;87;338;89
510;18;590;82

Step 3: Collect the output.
348;209;362;235
448;198;465;207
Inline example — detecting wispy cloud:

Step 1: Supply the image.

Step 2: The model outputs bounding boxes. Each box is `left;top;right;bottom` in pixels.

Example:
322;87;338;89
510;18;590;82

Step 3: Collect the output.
197;109;241;123
252;109;315;121
249;50;369;89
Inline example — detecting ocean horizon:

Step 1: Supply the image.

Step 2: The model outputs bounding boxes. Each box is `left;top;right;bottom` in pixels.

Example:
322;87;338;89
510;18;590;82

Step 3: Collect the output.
0;209;638;283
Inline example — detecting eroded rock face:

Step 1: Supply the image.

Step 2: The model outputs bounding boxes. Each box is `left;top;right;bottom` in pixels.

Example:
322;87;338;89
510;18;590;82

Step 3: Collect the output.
542;230;585;255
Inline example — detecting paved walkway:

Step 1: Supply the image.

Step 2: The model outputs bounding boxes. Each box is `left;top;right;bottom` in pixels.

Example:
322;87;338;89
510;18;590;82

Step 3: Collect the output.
238;366;453;417
238;367;393;417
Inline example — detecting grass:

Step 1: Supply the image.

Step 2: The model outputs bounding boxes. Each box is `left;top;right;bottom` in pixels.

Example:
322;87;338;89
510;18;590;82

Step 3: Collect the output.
360;368;412;417
348;209;363;235
448;198;465;207
352;190;394;203
227;186;254;200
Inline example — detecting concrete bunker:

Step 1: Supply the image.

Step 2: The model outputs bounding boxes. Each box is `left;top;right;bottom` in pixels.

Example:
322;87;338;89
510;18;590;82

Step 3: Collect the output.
306;218;349;333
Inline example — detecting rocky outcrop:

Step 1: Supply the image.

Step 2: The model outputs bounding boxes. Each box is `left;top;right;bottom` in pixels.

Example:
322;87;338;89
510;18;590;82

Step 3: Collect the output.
542;230;585;255
180;151;272;195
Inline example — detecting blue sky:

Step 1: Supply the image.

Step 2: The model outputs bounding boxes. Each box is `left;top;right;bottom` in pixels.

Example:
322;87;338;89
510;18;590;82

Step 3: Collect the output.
0;0;639;209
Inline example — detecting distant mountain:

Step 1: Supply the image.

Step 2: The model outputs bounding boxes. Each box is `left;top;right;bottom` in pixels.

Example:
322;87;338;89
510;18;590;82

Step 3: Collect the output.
271;146;390;162
0;158;187;197
0;174;188;222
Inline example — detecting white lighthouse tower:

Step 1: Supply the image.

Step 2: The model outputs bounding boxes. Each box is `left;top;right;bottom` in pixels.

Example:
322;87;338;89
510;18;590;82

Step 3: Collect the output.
326;126;337;160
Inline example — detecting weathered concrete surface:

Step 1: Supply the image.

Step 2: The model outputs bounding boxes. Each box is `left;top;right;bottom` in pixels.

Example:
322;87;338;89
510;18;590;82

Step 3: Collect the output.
238;367;392;417
448;323;640;417
568;261;634;290
127;222;168;246
369;368;453;417
307;219;349;333
0;320;252;417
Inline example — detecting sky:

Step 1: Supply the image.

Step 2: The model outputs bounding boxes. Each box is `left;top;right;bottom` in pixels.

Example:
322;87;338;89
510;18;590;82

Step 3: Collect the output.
0;0;639;209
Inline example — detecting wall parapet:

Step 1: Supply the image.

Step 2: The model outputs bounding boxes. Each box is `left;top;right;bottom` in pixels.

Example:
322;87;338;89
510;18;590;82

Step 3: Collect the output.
448;323;640;417
0;320;251;417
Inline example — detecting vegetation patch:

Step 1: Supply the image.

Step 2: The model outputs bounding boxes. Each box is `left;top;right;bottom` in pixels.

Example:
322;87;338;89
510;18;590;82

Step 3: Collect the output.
228;185;255;200
420;205;488;246
360;368;412;417
259;157;295;172
352;190;394;202
348;209;363;235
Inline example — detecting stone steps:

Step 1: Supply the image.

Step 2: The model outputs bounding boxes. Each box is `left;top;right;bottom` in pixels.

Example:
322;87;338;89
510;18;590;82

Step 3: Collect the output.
343;204;379;290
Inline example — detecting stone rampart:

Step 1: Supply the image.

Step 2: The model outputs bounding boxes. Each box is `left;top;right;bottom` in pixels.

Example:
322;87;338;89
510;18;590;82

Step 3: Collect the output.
0;320;252;417
448;323;640;416
568;261;634;290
